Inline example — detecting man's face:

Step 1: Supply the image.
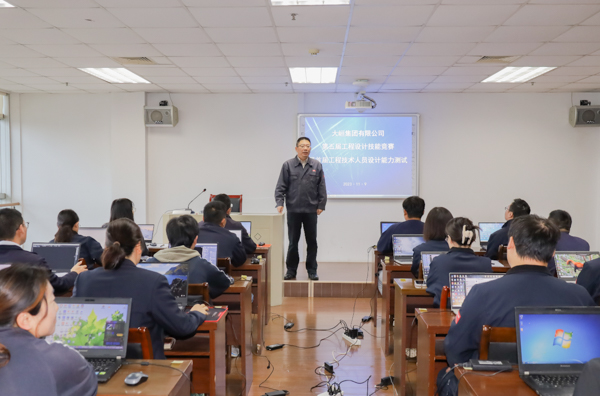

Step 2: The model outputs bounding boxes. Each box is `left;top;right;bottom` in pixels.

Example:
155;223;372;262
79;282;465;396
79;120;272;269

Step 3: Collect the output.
295;139;311;161
505;206;514;221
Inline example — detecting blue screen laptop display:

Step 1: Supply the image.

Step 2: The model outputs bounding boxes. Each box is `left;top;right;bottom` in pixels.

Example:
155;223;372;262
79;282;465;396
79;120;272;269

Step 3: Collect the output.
478;222;504;243
195;243;218;266
240;221;251;235
518;313;600;365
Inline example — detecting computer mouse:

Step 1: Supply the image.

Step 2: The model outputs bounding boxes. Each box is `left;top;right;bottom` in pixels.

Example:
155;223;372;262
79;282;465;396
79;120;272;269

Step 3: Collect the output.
124;372;148;386
258;242;265;246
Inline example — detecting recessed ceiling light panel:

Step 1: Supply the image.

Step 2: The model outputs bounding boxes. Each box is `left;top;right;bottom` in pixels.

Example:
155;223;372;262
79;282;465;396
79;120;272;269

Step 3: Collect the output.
482;67;556;83
0;1;15;7
290;67;338;84
271;0;349;5
78;68;150;84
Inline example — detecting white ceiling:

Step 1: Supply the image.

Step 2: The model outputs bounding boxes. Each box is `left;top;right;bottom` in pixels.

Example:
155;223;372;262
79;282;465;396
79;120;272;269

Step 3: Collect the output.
0;0;600;93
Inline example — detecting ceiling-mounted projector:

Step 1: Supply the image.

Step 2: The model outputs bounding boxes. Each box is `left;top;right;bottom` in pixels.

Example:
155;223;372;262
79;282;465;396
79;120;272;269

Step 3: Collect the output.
345;91;376;113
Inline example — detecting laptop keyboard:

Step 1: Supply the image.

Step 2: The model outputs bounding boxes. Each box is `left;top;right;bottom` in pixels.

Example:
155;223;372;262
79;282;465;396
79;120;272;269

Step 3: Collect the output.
529;374;579;388
88;358;118;373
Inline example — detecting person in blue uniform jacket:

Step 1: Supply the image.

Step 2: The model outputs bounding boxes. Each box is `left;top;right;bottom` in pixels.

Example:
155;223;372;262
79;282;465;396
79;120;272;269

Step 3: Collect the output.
49;209;103;269
147;215;233;299
437;215;595;396
547;209;590;275
212;194;257;254
73;218;208;359
377;196;425;254
576;258;600;304
0;264;97;396
426;217;492;308
197;201;247;268
0;208;87;295
485;198;530;260
411;207;453;277
104;198;150;256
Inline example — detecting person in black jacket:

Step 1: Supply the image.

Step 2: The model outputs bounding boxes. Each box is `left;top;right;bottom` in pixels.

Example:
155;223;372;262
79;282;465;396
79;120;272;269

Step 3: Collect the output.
0;264;97;396
73;218;207;359
147;215;232;299
49;209;103;269
377;196;426;254
197;201;247;267
574;358;600;396
212;194;257;254
104;198;149;256
547;209;590;275
438;215;595;396
426;217;492;307
411;207;453;277
576;258;600;304
0;208;87;294
485;198;530;260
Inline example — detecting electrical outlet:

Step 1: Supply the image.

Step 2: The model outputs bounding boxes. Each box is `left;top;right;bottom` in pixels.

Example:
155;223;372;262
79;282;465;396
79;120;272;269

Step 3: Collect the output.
342;334;361;346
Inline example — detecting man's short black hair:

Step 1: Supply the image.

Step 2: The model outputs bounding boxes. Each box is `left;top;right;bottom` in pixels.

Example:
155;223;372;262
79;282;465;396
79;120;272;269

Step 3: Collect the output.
508;215;560;264
296;137;311;146
402;196;425;219
203;201;227;225
508;198;531;218
0;208;23;241
548;210;572;232
166;215;198;248
213;194;232;210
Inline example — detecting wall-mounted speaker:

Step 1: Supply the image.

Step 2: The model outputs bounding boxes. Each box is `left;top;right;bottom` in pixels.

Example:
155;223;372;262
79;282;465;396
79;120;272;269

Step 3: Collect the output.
569;106;600;127
144;105;178;127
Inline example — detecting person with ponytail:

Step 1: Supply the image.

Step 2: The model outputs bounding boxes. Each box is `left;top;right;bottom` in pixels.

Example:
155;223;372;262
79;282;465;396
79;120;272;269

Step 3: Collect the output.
73;218;208;359
50;209;103;269
0;264;97;396
411;207;453;278
426;217;493;308
103;198;149;256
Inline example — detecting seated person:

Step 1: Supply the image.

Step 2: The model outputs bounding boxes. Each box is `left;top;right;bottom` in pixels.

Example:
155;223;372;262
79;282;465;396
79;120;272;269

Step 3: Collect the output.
104;198;149;256
438;215;595;396
485;198;530;260
0;208;86;295
547;209;590;274
73;218;208;359
574;358;600;396
576;257;600;304
197;201;247;267
147;215;232;299
426;217;492;308
212;194;256;254
377;196;425;254
0;264;97;396
49;209;103;269
411;207;453;278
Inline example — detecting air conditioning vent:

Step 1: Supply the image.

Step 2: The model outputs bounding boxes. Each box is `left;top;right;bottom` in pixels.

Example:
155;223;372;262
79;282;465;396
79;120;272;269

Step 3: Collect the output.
476;56;520;64
112;57;157;66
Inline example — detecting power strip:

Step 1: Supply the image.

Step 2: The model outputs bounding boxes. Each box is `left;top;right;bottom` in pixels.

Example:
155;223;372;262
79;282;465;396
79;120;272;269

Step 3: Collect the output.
319;391;343;396
342;334;361;346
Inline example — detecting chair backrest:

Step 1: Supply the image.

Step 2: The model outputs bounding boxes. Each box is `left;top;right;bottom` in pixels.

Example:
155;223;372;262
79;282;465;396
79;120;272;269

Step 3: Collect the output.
189;282;210;303
209;194;243;213
217;257;232;275
479;325;517;363
497;245;508;261
128;327;153;359
440;286;450;309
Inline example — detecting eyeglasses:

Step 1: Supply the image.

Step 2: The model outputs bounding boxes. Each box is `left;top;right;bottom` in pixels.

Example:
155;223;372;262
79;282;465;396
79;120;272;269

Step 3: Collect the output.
297;144;311;149
17;222;29;231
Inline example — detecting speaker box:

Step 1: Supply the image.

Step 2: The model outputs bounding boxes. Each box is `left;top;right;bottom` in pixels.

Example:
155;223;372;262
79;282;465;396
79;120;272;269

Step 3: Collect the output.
144;105;178;127
569;106;600;127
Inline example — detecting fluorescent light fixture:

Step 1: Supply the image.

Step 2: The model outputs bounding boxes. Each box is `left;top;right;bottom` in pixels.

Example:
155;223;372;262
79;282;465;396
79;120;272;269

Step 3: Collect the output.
78;68;150;84
0;0;15;7
482;66;556;83
272;0;349;5
290;67;337;84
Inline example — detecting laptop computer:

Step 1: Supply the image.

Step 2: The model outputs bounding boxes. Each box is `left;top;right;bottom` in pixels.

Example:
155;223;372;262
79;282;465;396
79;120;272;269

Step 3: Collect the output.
48;297;132;383
195;243;218;266
31;243;80;272
380;221;398;235
137;263;188;309
137;224;154;243
554;252;600;283
516;306;600;396
478;222;504;250
392;234;425;264
0;264;10;271
240;221;251;236
421;251;446;281
449;272;504;314
78;227;106;246
229;229;242;242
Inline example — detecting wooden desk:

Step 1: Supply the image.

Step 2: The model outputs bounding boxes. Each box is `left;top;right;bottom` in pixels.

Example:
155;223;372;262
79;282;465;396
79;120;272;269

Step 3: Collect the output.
98;359;192;396
165;312;227;396
382;263;416;355
253;245;271;325
213;280;253;395
393;279;436;396
416;309;454;396
456;367;536;396
231;257;266;354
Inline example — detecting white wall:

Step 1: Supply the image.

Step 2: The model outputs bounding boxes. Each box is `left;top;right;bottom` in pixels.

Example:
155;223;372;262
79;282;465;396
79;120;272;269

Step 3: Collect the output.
10;91;600;261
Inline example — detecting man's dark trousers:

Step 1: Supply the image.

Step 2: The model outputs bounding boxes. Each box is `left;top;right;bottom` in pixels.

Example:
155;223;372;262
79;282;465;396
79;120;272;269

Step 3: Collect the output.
286;212;318;275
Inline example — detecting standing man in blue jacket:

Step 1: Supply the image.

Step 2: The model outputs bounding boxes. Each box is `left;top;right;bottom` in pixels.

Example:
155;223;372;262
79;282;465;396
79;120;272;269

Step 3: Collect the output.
275;137;327;281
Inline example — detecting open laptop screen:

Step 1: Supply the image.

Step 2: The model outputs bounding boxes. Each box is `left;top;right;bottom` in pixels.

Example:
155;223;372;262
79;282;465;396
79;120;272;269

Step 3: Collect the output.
49;298;131;356
421;252;445;281
137;224;154;242
478;222;504;243
229;229;242;242
517;308;600;368
195;243;218;266
392;235;424;258
78;227;106;246
380;222;397;234
450;273;504;310
31;243;80;271
240;221;251;235
554;252;600;280
137;263;188;302
0;264;10;271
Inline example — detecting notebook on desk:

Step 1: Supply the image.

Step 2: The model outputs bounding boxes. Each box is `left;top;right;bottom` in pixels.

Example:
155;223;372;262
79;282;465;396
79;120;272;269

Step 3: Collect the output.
392;234;424;264
449;272;504;314
421;251;446;282
31;242;80;272
516;306;600;396
478;222;504;250
137;263;188;309
49;297;132;383
554;252;600;283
